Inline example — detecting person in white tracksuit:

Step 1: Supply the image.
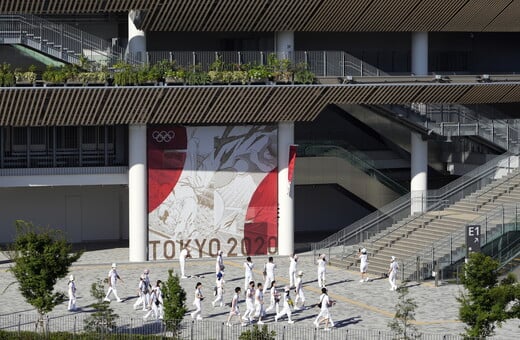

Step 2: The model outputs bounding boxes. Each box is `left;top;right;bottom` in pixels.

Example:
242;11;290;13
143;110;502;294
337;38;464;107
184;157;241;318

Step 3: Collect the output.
314;287;335;330
215;250;224;275
133;275;147;310
67;274;77;311
190;282;204;320
388;256;399;291
288;254;298;288
243;256;254;290
212;271;225;307
294;270;305;310
179;246;191;278
263;257;276;294
316;254;327;288
274;286;294;324
254;282;266;324
104;263;124;302
359;248;369;282
265;280;280;314
242;281;256;324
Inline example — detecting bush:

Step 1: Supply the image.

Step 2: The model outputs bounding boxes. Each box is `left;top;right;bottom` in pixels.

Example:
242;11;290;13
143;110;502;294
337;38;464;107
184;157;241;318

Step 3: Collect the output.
239;324;276;340
162;269;187;333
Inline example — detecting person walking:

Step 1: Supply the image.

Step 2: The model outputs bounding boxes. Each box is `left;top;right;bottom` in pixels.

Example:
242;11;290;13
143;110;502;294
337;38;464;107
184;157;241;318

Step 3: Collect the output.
133;275;147;310
274;286;295;324
288;254;298;288
143;282;161;321
190;282;204;320
243;256;254;290
179;246;191;278
67;274;77;311
293;270;305;310
359;248;369;282
317;254;327;288
216;250;225;275
254;282;266;324
265;280;280;314
388;256;399;291
104;263;124;302
226;287;244;326
263;257;276;294
314;287;335;330
242;281;256;324
155;280;164;319
142;269;151;310
212;271;225;307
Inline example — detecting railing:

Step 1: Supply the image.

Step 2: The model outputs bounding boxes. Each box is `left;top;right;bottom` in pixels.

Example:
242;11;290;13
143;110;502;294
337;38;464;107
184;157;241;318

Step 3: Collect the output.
400;203;520;281
310;153;519;253
0;14;137;66
0;314;484;340
142;50;388;77
401;103;520;153
298;143;408;195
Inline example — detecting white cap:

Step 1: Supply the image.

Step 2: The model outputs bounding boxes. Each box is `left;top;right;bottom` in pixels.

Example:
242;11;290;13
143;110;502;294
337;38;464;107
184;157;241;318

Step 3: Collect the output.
391;256;395;261
112;263;117;268
361;248;367;254
284;286;290;292
294;255;298;260
144;269;149;274
297;270;304;276
69;274;74;281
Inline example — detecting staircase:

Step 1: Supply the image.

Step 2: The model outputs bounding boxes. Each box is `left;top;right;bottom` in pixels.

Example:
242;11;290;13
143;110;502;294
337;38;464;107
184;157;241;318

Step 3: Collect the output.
345;168;520;279
0;14;134;66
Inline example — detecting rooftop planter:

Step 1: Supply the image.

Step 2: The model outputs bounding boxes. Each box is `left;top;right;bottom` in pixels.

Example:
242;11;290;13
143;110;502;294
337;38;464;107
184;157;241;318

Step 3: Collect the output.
0;63;16;87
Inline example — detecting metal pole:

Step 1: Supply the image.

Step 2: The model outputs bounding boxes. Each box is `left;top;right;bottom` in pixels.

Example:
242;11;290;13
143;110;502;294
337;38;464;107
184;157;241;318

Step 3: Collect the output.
323;51;326;76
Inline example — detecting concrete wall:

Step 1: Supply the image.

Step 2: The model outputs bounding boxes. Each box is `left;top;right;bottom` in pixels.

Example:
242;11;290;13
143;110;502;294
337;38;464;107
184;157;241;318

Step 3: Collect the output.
0;185;128;244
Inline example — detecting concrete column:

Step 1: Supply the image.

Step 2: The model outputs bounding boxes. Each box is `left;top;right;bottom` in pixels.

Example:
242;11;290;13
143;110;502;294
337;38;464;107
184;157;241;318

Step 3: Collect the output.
277;122;295;256
411;132;428;214
275;31;294;57
411;32;428;76
128;10;146;62
129;124;148;262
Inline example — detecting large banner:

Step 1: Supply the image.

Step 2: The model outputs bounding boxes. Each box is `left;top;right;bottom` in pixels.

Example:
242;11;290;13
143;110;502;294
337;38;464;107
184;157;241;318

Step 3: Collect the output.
147;125;278;260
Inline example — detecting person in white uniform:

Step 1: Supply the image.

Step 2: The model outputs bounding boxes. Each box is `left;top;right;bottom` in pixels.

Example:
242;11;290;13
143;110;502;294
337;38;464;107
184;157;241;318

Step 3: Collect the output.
265;280;280;314
67;274;77;311
388;256;399;291
212;271;225;307
179;246;191;278
263;257;276;294
226;287;244;326
215;250;225;275
359;248;369;282
242;281;256;324
316;254;327;288
190;282;204;320
288;254;298;288
104;263;123;302
254;282;266;324
293;270;305;310
314;287;335;330
274;286;294;324
133;275;147;310
243;256;254;290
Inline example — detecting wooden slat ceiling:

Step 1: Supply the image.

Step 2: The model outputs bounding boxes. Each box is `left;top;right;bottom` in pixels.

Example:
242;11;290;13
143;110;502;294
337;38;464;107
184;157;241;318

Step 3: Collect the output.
1;0;520;32
1;82;520;126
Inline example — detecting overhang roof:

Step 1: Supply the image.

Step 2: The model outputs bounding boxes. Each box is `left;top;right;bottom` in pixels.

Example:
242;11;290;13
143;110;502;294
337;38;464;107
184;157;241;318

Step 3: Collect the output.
1;0;520;32
1;82;520;126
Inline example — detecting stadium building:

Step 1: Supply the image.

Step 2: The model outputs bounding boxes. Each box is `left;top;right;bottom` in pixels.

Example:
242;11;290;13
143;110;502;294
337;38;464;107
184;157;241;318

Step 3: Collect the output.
1;1;519;269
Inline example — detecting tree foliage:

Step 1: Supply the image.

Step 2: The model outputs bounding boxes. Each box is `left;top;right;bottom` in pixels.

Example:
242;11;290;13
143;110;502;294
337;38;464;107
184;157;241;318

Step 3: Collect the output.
5;220;83;318
388;283;421;340
239;324;276;340
458;252;520;338
84;279;119;333
162;269;187;333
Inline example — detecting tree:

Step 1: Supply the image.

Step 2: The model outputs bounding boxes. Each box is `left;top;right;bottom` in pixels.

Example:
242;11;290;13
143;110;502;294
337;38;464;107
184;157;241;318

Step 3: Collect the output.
388;283;421;340
162;269;187;333
84;279;119;334
4;220;82;330
458;252;520;338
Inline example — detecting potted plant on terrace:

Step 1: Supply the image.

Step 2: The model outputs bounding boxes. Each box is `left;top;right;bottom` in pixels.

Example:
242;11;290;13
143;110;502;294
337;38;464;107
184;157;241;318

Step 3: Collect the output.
42;65;68;86
248;64;270;84
112;61;138;86
268;53;293;84
185;64;208;85
0;63;16;87
293;62;315;84
14;65;37;86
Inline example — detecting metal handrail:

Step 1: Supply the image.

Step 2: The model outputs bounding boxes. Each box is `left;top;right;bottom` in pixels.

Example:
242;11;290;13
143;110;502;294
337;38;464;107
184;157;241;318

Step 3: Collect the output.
401;203;520;280
311;153;517;252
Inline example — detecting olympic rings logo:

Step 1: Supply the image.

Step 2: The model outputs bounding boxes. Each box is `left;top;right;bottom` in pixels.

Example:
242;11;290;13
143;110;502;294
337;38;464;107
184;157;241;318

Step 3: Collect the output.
152;130;175;143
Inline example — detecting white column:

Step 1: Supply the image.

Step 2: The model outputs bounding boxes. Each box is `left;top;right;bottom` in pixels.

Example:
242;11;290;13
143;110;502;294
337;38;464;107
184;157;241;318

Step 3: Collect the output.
411;132;428;214
277;122;295;256
129;124;148;262
411;32;428;76
275;31;294;56
128;10;147;62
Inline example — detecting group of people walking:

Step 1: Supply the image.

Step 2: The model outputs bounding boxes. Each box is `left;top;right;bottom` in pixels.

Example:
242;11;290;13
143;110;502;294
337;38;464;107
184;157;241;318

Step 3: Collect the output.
65;247;398;330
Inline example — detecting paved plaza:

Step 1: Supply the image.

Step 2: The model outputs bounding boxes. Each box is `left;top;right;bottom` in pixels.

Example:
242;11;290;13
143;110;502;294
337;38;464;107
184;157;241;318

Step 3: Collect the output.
0;246;518;339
